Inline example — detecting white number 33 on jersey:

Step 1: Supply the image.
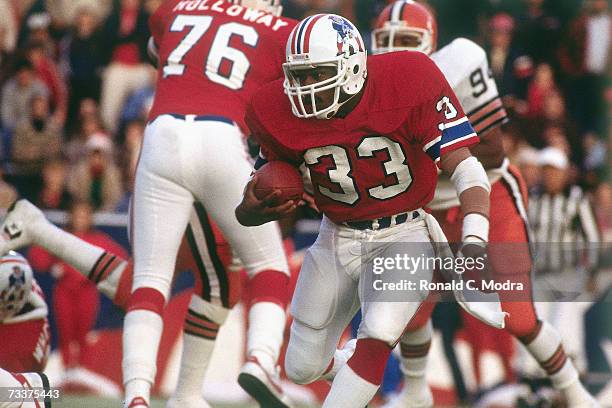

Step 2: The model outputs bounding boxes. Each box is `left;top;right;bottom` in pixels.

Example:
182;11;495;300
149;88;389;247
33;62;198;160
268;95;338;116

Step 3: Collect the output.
436;96;458;120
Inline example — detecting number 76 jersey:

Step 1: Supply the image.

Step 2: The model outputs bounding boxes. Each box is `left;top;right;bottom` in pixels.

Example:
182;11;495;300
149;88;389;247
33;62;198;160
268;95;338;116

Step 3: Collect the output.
247;51;480;223
148;0;296;133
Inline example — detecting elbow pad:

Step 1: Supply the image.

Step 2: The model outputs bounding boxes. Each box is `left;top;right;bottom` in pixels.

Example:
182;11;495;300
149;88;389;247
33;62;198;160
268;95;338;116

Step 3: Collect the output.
450;156;490;195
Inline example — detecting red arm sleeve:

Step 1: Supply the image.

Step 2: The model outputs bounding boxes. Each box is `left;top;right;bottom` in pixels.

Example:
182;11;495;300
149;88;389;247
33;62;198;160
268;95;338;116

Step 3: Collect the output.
245;102;289;169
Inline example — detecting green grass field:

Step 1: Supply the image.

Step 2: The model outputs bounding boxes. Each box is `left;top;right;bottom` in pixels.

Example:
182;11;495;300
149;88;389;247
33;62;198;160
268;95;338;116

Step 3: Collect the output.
54;395;470;407
57;396;316;407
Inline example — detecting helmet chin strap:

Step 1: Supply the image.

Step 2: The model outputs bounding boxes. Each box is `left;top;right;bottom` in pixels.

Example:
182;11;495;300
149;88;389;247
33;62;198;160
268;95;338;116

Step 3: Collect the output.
321;90;360;119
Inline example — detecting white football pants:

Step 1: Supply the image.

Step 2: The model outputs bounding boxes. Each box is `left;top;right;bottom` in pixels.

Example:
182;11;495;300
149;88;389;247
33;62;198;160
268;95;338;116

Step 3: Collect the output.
132;114;288;299
285;214;434;384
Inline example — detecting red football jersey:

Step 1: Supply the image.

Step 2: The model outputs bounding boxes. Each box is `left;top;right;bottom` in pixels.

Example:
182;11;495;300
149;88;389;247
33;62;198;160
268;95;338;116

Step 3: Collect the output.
148;0;296;132
247;51;479;223
0;281;50;372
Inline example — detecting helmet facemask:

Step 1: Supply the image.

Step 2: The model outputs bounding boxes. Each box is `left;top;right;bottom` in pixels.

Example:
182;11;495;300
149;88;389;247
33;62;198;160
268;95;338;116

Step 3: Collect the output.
372;24;433;55
283;50;362;119
283;47;366;119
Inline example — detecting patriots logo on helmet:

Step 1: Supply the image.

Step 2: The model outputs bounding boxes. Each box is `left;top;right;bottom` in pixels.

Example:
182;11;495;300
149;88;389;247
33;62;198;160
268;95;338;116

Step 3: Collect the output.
9;266;25;288
329;16;360;54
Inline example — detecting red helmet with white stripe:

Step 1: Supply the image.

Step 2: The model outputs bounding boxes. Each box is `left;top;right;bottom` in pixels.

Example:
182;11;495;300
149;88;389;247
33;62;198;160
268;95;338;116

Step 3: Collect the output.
372;0;437;55
283;14;367;119
0;251;33;322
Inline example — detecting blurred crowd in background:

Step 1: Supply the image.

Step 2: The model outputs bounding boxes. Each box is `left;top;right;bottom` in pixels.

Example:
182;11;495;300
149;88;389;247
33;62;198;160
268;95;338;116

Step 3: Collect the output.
0;0;609;400
0;0;609;236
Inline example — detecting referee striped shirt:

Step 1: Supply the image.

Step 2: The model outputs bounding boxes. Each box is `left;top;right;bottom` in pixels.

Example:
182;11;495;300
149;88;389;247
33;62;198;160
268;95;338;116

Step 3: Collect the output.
529;185;601;272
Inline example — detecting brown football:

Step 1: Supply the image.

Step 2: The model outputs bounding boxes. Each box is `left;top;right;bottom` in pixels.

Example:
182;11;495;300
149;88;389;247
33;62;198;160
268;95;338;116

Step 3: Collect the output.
254;161;304;204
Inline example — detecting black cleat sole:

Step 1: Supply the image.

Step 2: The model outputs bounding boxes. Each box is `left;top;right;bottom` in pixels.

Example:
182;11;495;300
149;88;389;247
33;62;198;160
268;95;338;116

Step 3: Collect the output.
238;372;290;408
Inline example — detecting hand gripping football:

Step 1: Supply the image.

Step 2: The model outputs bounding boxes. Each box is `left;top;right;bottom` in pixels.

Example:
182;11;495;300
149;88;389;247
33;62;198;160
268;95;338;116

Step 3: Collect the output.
254;161;304;204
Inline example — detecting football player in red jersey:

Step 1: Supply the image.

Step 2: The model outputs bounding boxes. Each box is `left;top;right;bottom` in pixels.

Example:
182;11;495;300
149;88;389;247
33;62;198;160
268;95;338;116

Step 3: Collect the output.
236;13;497;407
0;252;50;374
124;0;299;406
0;196;300;407
372;2;599;407
0;252;53;408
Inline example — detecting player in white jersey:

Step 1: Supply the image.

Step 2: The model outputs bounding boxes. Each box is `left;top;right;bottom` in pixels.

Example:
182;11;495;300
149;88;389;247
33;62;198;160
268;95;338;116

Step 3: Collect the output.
372;1;599;407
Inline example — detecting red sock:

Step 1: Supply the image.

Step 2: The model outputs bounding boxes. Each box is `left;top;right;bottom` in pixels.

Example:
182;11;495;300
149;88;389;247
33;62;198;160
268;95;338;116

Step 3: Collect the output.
248;269;289;309
347;338;392;386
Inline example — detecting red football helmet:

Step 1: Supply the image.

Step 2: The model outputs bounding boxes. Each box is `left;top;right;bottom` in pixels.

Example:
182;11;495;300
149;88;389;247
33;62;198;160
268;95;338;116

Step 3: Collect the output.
372;0;437;55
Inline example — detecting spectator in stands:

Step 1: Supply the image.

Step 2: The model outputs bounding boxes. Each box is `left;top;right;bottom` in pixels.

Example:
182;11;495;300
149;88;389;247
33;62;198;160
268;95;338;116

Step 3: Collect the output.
123;119;144;184
45;0;113;30
1;58;49;132
513;0;562;66
65;99;106;163
119;69;155;138
28;200;128;370
582;132;608;189
523;90;584;168
0;26;14;87
99;0;153;135
19;13;55;58
68;134;123;211
515;145;542;194
10;94;61;201
559;0;611;135
115;119;143;212
486;13;533;101
0;167;17;210
63;7;106;131
0;1;17;56
593;183;612;239
37;158;73;211
526;63;559;118
26;40;67;127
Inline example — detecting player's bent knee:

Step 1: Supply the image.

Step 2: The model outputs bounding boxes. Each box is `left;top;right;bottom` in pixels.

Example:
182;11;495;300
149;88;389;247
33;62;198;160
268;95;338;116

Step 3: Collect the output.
127;287;166;315
284;350;327;385
284;325;329;384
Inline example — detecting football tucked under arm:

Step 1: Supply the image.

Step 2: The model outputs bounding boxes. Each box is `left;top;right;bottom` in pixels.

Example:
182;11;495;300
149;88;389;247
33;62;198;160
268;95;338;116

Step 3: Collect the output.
440;147;490;243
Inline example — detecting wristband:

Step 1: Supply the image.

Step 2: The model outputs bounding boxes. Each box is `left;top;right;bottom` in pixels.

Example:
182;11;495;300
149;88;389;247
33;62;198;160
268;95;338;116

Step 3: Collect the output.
462;213;489;243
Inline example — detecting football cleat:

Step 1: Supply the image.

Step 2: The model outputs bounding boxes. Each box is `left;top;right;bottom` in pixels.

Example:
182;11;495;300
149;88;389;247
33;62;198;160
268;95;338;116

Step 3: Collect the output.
126;396;149;408
165;396;212;408
565;392;601;408
238;356;293;408
0;199;47;255
380;384;434;408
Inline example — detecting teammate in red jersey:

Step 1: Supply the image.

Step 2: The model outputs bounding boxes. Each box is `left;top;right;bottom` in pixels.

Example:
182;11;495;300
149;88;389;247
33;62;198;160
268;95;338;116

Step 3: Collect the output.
0;251;53;408
372;2;599;407
124;0;299;406
0;252;50;374
0;199;248;408
147;0;293;133
236;13;497;407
